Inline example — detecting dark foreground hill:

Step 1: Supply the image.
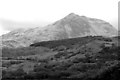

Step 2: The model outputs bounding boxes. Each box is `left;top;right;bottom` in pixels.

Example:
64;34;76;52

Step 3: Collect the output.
1;36;120;80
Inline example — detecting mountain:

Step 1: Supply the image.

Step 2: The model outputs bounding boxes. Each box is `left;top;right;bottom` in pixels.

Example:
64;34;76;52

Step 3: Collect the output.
1;13;118;48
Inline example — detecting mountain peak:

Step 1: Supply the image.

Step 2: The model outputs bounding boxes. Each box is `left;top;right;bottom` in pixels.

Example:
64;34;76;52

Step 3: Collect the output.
65;13;79;18
68;13;77;16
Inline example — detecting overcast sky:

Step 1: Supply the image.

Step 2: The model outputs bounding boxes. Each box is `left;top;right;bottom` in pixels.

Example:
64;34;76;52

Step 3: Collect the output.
0;0;119;35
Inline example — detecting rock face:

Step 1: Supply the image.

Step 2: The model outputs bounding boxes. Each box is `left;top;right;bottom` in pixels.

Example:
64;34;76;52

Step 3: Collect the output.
1;13;118;48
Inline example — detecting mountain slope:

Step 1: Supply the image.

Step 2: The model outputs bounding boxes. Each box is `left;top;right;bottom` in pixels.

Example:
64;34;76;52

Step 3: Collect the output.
1;13;118;48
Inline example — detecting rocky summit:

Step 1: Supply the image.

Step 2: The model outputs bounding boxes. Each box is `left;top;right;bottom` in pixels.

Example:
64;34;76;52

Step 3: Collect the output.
1;13;118;48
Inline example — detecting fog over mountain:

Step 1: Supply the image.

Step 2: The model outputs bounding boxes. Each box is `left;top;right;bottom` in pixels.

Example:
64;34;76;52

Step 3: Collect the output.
0;19;51;31
1;13;118;48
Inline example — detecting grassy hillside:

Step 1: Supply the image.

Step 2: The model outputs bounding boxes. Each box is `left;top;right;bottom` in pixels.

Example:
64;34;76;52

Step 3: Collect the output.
2;36;120;80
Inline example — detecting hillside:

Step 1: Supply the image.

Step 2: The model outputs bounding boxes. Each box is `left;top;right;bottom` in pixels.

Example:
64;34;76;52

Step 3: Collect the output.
2;36;120;80
1;13;118;48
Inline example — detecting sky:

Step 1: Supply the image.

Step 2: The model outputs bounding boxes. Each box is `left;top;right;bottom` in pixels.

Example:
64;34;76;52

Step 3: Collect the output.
0;0;119;35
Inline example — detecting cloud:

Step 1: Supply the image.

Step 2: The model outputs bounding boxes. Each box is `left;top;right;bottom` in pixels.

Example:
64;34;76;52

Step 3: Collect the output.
0;19;50;31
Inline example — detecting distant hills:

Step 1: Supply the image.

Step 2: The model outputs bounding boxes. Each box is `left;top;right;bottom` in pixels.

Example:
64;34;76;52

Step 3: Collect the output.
1;13;118;48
